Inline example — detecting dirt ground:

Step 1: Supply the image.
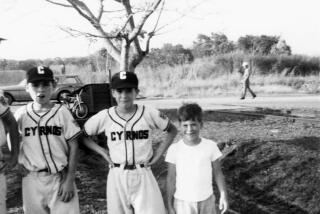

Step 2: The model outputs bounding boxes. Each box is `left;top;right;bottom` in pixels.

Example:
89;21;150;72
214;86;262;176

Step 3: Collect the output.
6;107;320;214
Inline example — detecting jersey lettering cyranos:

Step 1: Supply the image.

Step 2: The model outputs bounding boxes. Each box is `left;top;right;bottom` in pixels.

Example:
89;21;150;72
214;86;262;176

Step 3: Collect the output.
110;130;149;141
15;103;81;174
24;126;62;136
84;105;170;165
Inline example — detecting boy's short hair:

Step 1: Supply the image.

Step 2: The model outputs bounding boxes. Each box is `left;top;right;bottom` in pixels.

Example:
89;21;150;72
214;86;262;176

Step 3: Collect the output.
177;103;203;123
111;71;138;89
26;66;54;83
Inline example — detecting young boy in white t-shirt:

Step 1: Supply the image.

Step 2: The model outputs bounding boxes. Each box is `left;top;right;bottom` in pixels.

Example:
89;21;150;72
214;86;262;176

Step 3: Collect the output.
166;103;228;214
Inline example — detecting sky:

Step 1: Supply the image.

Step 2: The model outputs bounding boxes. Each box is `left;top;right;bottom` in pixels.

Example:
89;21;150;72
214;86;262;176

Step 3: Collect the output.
0;0;320;60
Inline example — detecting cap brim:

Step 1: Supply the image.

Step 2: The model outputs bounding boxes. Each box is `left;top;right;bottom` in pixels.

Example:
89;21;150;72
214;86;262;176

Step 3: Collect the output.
27;77;54;83
111;83;138;89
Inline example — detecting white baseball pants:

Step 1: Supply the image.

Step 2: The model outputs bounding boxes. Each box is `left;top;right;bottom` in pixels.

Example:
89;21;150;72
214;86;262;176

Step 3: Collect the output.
22;172;80;214
107;166;166;214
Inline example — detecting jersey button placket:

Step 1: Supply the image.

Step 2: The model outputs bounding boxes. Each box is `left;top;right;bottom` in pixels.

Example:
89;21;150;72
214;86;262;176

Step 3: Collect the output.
123;122;129;167
38;118;54;173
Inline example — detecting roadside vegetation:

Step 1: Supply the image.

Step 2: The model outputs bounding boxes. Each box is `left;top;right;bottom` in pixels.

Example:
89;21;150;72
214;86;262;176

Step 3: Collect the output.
1;33;319;98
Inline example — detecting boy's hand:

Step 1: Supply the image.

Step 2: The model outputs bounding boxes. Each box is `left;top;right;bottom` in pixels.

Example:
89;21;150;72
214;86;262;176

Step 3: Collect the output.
58;177;75;202
17;164;30;177
1;153;18;173
219;193;228;214
145;153;161;166
144;157;155;167
0;162;7;173
5;156;18;170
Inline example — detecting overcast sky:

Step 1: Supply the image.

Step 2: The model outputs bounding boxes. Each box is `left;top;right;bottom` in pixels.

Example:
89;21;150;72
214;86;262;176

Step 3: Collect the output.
0;0;320;60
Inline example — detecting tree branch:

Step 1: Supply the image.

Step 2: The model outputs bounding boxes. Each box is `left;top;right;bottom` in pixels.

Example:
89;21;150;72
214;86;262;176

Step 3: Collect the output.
128;0;162;42
64;0;121;62
97;0;104;22
67;0;97;24
59;26;120;39
122;0;142;55
45;0;73;7
129;32;154;71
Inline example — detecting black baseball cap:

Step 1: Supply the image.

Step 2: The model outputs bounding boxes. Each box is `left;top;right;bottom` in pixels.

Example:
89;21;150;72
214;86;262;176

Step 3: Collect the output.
26;66;54;83
111;71;138;89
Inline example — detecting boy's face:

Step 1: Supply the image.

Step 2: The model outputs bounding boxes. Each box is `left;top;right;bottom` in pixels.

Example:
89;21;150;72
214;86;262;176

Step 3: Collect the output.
26;80;56;105
112;88;138;109
180;119;202;144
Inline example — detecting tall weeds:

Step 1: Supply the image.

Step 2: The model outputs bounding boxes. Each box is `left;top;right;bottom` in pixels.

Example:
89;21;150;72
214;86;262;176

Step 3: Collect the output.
0;56;319;97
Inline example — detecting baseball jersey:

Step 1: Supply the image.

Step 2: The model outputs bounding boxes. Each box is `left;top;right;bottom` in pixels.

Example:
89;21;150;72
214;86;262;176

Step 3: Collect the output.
84;104;170;165
165;138;223;202
15;103;81;174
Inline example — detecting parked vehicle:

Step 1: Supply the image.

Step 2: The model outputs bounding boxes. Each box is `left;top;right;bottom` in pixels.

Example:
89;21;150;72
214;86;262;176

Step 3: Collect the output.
0;75;83;105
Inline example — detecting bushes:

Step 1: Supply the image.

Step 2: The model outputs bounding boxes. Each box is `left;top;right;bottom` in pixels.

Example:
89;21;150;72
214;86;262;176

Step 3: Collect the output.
210;53;320;76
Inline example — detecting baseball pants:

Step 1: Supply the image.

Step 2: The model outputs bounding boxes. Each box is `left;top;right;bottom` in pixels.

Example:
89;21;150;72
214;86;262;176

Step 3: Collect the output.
22;172;80;214
174;194;217;214
0;173;6;214
107;165;166;214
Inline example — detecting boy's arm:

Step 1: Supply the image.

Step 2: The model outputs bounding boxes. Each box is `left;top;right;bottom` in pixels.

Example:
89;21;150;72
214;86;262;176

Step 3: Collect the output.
58;137;79;202
81;135;113;165
166;162;176;214
147;122;177;166
2;111;19;169
212;160;228;214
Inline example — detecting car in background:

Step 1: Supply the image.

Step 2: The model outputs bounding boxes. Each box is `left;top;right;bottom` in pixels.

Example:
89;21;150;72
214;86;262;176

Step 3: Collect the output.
0;75;83;105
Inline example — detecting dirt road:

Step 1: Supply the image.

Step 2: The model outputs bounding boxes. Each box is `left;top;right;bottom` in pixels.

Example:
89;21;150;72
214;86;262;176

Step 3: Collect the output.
136;94;319;110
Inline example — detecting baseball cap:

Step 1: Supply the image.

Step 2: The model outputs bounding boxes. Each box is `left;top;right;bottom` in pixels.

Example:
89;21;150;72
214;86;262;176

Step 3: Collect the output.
26;66;54;83
111;71;138;89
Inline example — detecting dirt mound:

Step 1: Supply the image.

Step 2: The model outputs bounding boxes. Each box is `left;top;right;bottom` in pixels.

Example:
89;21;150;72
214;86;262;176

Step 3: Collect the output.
223;138;320;214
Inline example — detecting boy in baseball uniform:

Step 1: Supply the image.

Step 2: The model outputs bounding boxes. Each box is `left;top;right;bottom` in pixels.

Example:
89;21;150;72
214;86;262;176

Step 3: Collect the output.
82;71;177;214
166;103;228;214
0;90;19;213
14;66;82;214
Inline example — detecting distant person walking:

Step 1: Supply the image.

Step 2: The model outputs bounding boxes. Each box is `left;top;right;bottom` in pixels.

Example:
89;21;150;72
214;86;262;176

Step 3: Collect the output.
240;61;256;99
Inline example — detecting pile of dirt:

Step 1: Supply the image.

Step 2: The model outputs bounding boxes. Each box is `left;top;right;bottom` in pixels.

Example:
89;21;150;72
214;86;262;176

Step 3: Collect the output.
6;108;320;214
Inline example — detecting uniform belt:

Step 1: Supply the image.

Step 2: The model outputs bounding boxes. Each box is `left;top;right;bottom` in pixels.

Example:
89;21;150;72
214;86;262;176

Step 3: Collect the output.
113;163;145;170
37;168;49;173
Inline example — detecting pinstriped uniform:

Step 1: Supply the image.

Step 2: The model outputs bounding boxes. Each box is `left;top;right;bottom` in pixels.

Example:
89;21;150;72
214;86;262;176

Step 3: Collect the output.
84;104;169;214
14;103;81;214
0;101;9;214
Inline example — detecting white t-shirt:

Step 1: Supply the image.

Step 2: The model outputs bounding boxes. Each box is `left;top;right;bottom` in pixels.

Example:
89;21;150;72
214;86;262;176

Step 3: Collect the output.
165;138;223;202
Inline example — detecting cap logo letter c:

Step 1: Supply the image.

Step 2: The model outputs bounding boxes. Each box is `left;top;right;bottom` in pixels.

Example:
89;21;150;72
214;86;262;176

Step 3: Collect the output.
37;66;45;74
120;71;127;80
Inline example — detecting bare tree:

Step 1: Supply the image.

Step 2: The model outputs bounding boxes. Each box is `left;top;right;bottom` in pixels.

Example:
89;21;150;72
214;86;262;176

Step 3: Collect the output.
45;0;164;72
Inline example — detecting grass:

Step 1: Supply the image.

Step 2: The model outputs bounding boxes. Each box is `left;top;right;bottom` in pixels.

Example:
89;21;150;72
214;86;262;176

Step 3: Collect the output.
1;61;319;98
